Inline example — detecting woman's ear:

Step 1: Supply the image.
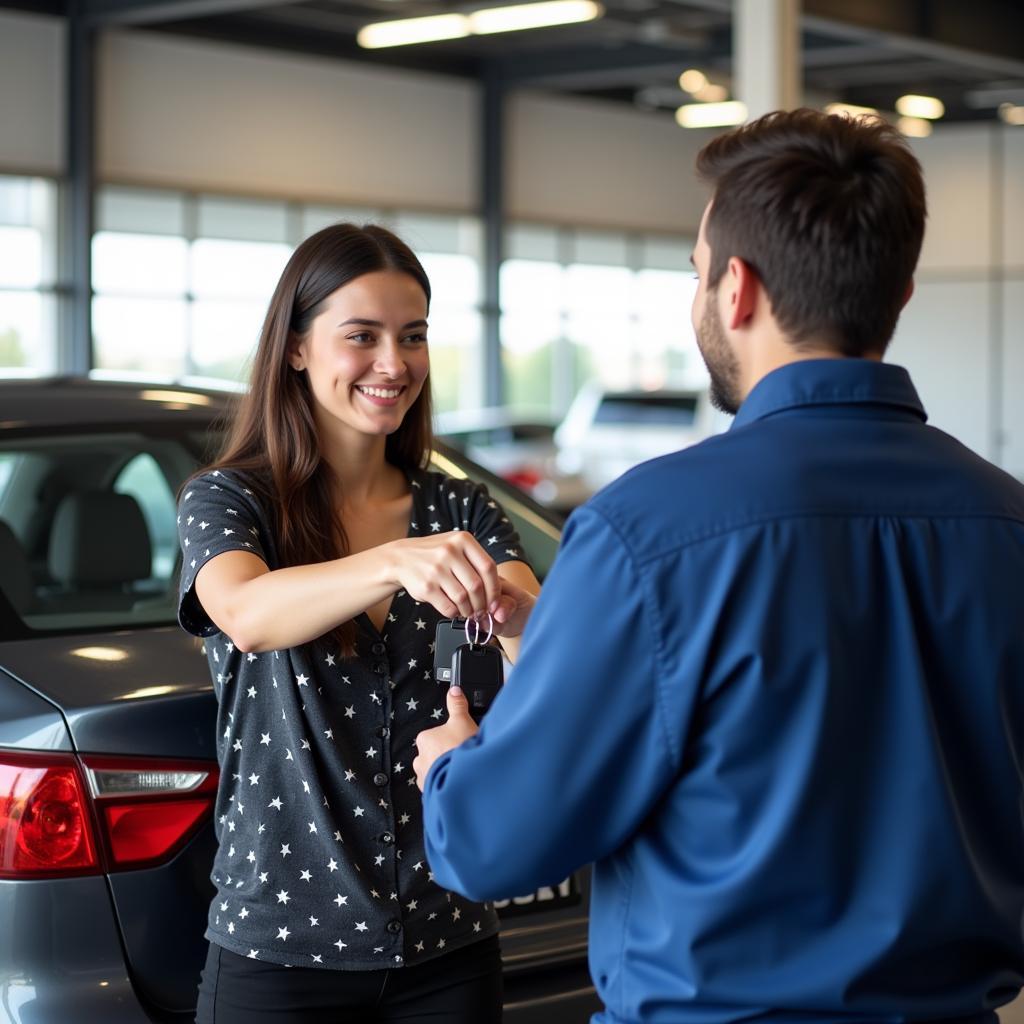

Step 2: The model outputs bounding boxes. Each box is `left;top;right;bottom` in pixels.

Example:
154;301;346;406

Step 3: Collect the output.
287;335;306;372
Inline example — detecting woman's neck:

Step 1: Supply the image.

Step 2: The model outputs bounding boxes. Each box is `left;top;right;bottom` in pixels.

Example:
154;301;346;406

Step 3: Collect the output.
321;434;405;509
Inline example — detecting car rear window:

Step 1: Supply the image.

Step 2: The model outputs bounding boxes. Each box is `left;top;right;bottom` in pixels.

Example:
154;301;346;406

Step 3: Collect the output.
0;432;561;638
0;433;200;636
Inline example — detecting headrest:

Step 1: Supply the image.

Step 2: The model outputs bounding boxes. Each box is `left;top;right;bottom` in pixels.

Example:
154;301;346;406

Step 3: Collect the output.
48;492;152;587
0;519;34;613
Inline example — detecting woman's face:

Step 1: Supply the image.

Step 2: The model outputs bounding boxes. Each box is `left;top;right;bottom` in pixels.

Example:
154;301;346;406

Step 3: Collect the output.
290;269;430;445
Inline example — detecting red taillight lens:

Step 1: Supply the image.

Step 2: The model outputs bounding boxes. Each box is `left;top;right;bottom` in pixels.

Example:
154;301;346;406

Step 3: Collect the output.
82;756;219;870
0;753;100;878
103;800;210;866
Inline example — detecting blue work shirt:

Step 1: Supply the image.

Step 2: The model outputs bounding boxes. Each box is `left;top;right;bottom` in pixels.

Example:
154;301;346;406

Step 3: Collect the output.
422;359;1024;1024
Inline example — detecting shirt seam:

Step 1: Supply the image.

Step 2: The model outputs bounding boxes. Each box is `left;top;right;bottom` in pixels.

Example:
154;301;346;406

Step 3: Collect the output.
624;509;1024;570
583;506;681;772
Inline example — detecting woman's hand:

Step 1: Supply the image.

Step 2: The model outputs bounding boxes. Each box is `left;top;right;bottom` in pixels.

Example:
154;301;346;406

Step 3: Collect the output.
384;533;502;620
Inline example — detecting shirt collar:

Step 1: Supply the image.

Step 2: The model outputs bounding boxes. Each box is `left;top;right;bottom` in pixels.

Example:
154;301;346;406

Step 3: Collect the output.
731;358;927;430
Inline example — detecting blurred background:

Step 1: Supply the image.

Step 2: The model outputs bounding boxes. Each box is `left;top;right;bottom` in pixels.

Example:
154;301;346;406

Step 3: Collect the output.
0;0;1022;514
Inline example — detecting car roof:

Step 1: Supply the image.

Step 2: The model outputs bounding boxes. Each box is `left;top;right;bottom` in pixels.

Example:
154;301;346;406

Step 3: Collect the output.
0;377;236;431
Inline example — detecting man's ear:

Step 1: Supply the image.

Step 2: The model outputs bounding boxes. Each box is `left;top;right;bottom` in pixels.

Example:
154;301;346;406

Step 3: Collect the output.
723;256;759;331
901;278;915;310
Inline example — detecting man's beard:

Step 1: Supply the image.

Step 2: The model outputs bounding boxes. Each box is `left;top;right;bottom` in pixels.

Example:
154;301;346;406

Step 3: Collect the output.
696;294;742;416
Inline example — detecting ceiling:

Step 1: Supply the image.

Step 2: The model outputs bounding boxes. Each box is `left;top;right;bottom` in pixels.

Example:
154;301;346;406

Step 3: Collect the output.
20;0;1024;122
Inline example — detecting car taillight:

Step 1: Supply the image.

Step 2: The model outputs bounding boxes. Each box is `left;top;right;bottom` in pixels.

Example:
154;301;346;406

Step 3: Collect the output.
0;752;100;878
0;750;218;878
82;756;219;870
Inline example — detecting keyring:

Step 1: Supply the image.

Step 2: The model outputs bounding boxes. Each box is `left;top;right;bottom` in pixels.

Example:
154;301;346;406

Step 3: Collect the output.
464;612;494;648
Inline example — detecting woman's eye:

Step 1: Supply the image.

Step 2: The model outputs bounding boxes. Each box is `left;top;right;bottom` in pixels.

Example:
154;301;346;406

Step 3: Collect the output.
403;333;428;345
348;332;374;343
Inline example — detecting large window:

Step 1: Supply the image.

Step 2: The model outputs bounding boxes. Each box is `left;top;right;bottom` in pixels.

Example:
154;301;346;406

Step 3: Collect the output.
91;188;483;412
0;175;60;375
501;225;705;418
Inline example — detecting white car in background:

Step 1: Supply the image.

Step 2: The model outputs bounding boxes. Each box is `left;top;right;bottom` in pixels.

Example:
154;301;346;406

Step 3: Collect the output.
555;382;714;494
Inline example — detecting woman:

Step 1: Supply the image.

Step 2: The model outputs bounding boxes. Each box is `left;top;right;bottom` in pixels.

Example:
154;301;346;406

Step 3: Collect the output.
176;223;540;1024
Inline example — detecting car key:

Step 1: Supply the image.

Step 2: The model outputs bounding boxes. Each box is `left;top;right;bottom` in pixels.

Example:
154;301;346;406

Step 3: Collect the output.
450;642;504;724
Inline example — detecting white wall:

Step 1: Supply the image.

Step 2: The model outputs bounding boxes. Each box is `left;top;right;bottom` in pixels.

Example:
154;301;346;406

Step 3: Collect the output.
888;123;1024;478
0;10;64;175
96;31;479;211
508;90;708;231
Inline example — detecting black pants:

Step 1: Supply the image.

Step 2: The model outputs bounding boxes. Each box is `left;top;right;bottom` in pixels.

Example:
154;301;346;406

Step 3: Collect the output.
195;936;503;1024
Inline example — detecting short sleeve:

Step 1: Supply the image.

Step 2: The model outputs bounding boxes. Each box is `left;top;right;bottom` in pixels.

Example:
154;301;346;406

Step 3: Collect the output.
464;480;530;570
176;470;272;637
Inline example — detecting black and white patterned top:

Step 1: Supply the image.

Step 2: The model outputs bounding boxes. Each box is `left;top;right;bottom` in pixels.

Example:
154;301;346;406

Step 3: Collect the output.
176;465;528;971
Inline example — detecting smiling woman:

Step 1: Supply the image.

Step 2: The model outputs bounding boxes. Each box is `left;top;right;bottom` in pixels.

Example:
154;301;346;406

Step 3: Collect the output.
177;223;542;1024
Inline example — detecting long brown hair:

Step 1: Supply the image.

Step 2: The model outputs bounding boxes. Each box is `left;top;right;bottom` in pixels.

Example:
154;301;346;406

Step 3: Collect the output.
202;223;434;655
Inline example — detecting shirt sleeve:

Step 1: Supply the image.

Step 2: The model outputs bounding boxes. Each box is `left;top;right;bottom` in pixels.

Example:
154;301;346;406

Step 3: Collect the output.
420;504;677;901
177;470;271;638
448;476;530;570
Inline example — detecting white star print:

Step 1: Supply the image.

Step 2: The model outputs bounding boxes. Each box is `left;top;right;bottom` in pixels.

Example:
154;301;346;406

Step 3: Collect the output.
407;659;417;670
277;926;290;941
280;844;291;857
334;939;347;951
246;686;256;698
406;900;418;911
312;954;323;963
374;854;385;866
344;705;356;718
269;796;283;810
259;872;268;883
353;806;365;817
365;746;377;758
300;870;312;882
355;922;368;932
325;653;335;667
248;949;259;958
308;821;318;834
328;858;338;872
430;522;441;532
414;618;426;630
296;674;308;687
406;697;419;710
334;894;348;907
415;941;425;952
248;773;259;786
260;733;271;746
276;890;290;904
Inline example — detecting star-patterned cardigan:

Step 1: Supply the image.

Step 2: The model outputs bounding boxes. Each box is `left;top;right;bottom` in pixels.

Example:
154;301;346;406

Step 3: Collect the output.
176;465;528;970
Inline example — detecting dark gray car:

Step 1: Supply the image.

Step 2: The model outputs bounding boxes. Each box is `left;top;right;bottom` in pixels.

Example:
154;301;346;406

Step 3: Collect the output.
0;378;599;1024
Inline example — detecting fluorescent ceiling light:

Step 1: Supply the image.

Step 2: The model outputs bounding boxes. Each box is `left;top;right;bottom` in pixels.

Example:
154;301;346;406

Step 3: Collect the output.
678;69;707;94
358;13;469;48
825;102;878;118
897;115;933;138
675;101;748;129
895;94;944;120
358;0;601;47
470;0;601;34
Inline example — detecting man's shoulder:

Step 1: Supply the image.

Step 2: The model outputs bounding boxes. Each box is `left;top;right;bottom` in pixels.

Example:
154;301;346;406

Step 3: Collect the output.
585;431;750;557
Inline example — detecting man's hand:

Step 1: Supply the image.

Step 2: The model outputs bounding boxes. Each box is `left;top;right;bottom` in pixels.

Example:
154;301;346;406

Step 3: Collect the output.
414;687;478;791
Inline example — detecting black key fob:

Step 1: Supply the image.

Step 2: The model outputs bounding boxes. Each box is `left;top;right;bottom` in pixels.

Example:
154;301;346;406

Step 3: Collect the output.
451;643;504;724
434;618;468;683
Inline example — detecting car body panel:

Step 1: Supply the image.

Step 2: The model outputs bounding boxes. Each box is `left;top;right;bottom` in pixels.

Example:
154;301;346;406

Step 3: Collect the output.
0;630;214;758
0;669;71;751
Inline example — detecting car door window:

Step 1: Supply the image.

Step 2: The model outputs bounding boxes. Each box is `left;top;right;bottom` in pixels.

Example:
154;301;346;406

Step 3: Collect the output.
114;452;178;581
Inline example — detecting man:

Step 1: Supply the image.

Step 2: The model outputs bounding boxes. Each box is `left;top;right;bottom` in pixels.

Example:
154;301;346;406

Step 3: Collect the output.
414;109;1024;1023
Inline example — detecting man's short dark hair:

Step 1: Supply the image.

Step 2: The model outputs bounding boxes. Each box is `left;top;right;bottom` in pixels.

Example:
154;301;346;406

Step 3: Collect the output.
696;108;927;357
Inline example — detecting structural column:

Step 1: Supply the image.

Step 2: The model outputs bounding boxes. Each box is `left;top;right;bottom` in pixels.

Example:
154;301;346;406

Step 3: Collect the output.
480;64;505;408
64;2;96;376
735;0;801;120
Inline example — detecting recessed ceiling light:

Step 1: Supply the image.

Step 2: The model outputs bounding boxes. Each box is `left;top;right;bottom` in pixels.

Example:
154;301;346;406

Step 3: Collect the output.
675;101;748;129
895;94;945;120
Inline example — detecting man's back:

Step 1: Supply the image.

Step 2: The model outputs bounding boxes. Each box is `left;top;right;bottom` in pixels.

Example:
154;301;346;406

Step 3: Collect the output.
581;358;1024;1020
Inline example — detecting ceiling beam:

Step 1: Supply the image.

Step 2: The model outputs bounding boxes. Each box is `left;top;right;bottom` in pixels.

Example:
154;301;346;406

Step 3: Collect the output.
81;0;306;27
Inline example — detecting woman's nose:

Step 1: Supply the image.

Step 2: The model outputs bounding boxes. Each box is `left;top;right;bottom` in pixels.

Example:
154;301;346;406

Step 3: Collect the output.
374;343;406;378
